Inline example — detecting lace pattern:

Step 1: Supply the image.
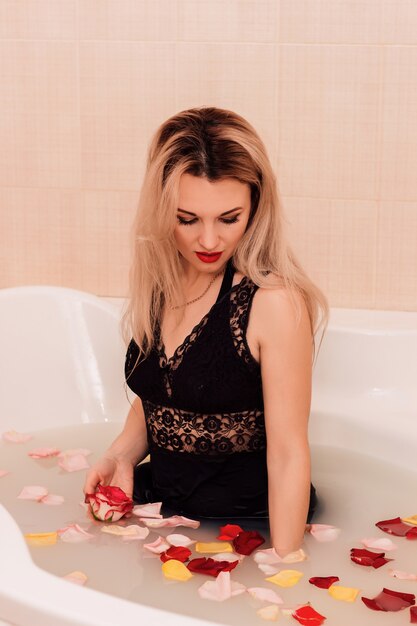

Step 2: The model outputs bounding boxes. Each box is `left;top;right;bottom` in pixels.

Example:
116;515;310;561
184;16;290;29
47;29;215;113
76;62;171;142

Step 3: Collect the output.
229;276;260;370
143;399;266;455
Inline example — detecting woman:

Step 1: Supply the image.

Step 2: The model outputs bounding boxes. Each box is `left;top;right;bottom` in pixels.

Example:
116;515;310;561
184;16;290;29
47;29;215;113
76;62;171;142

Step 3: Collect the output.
84;106;329;557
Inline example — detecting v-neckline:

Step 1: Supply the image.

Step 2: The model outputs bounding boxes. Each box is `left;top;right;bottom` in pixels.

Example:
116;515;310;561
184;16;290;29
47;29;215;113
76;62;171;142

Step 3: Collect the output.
157;273;247;366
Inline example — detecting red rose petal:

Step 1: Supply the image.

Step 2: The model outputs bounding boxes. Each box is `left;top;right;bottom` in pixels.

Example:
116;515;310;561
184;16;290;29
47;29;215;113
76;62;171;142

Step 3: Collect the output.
406;527;417;540
309;576;340;589
187;557;239;577
160;545;192;563
232;530;265;555
350;548;393;569
376;517;413;537
293;604;326;625
361;587;415;612
217;524;244;540
410;606;417;623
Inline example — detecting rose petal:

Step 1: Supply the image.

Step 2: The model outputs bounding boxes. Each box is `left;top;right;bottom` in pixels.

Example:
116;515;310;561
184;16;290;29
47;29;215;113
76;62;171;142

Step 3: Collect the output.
160;546;192;563
187;557;239;577
258;563;280;576
350;548;393;569
362;587;415;612
411;606;417;623
18;485;49;501
196;541;233;554
233;530;265;555
247;587;283;604
265;569;303;588
141;515;200;529
86;485;133;522
309;576;340;589
216;524;244;540
58;453;90;472
58;524;94;543
281;548;307;563
328;584;360;602
41;494;64;505
257;604;280;621
132;502;163;518
0;470;9;478
2;430;33;443
161;559;193;581
101;524;148;538
63;571;87;585
403;515;417;526
389;569;417;581
24;531;58;546
166;533;195;547
361;537;397;551
143;536;171;554
376;516;413;537
212;552;244;562
406;527;417;540
309;524;341;542
253;548;282;565
292;604;326;626
198;570;245;601
28;447;60;459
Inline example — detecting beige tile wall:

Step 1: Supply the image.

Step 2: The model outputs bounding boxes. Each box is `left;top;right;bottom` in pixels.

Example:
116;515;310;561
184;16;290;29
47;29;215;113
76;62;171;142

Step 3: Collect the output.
1;0;416;310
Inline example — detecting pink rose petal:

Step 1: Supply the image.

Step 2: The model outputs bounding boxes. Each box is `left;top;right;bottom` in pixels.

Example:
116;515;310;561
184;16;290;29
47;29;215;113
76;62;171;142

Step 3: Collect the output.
361;537;397;551
247;587;284;604
309;524;341;542
143;536;171;554
389;569;417;581
198;571;246;602
257;563;280;576
132;502;163;518
253;547;282;565
2;430;33;443
58;453;90;472
63;571;88;585
41;494;64;506
166;533;196;547
141;515;200;529
0;470;10;478
212;552;244;563
18;485;49;501
28;447;61;459
58;524;94;543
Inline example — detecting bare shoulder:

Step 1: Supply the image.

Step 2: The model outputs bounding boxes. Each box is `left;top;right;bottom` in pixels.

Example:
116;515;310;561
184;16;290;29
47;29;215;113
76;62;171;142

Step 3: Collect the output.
251;273;311;345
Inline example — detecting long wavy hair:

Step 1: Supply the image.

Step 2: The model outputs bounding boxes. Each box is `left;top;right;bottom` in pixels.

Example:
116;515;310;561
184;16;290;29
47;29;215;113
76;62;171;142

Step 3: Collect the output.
121;106;329;363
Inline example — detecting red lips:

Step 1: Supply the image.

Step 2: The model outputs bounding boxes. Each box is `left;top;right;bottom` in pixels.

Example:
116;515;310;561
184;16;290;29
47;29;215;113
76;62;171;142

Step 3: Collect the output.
195;252;223;263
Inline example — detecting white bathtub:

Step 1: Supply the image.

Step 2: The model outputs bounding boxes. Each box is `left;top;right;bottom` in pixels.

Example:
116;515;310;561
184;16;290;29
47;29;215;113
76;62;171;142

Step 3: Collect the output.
0;287;416;626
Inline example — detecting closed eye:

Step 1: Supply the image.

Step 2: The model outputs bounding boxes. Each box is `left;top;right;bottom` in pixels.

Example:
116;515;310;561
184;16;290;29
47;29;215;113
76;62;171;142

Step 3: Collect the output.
176;215;240;226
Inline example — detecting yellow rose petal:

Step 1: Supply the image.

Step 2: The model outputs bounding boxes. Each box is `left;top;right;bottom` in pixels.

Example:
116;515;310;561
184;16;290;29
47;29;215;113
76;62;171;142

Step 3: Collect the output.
195;541;233;553
25;531;58;546
161;559;193;581
328;584;360;602
257;604;280;621
402;515;417;526
281;548;307;564
265;569;303;588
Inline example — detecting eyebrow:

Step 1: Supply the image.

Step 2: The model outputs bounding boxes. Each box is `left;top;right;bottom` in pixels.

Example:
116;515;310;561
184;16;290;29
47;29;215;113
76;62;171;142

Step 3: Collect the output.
177;207;243;217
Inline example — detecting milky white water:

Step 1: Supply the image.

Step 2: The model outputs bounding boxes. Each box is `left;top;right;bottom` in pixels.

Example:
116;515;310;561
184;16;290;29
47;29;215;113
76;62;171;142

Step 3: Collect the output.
0;422;416;626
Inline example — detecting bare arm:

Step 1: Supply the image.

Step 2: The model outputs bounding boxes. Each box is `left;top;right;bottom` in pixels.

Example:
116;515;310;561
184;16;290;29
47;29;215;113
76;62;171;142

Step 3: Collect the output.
255;287;313;557
83;395;149;498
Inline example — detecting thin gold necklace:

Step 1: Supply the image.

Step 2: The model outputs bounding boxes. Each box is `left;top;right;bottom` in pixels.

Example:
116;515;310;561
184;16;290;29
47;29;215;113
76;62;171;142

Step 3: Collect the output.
171;270;224;310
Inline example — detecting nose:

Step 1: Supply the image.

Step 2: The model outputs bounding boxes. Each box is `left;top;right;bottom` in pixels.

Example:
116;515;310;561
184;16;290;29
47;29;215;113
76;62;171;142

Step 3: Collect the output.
197;223;220;251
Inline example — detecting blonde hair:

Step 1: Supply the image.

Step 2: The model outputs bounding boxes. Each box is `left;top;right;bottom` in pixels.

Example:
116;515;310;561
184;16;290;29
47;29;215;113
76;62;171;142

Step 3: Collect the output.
121;106;329;363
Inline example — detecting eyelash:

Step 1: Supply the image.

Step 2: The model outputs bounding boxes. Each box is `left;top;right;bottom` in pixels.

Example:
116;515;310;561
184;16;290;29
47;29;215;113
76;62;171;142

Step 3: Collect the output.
177;216;240;226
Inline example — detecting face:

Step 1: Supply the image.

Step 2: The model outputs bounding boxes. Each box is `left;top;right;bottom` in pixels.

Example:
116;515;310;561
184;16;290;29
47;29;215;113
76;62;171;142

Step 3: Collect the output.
174;173;251;274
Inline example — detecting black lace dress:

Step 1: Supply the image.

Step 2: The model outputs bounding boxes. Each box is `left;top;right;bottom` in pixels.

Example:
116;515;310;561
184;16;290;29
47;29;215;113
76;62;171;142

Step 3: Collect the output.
125;258;317;521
